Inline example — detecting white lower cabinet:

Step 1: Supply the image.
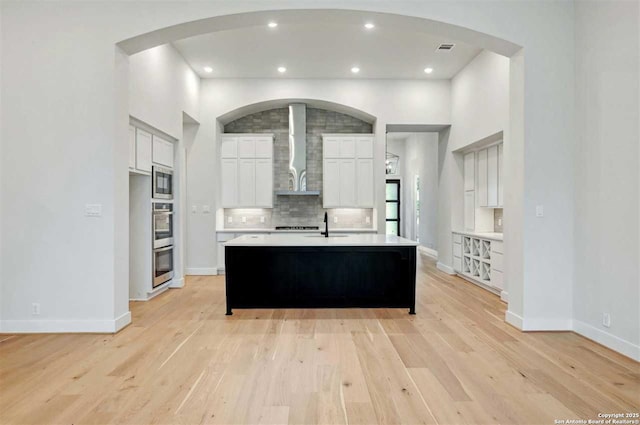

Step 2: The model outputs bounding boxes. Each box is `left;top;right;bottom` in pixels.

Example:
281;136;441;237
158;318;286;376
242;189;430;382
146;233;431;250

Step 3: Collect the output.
453;232;504;295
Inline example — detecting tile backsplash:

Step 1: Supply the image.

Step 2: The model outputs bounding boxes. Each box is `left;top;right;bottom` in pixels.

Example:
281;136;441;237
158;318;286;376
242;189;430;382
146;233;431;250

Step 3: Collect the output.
494;208;504;232
223;107;374;229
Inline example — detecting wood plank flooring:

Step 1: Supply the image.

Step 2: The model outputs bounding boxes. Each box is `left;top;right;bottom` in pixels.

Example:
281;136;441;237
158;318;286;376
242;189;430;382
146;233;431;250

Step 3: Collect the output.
1;254;638;424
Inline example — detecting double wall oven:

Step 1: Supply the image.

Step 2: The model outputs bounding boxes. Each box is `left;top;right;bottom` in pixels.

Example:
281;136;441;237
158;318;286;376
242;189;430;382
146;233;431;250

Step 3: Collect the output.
152;166;174;288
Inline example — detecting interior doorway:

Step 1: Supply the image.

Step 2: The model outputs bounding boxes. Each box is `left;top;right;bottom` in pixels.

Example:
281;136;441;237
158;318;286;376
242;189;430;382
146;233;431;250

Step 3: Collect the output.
386;179;401;236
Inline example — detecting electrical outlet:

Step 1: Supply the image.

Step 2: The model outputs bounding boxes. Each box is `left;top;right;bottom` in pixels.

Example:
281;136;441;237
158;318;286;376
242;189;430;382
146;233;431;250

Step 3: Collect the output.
333;216;338;224
241;216;247;223
260;216;265;223
498;218;503;226
85;204;102;217
227;216;232;223
202;205;211;214
191;205;197;213
32;303;40;316
535;205;544;217
365;216;370;224
602;312;611;328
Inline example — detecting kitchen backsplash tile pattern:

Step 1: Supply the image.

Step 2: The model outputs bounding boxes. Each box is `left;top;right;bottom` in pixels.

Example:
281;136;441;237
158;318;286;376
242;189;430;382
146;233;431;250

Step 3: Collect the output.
223;107;374;229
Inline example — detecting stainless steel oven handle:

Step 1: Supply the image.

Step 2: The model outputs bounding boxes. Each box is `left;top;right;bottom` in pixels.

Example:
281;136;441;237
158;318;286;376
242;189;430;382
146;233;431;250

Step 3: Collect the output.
154;246;173;253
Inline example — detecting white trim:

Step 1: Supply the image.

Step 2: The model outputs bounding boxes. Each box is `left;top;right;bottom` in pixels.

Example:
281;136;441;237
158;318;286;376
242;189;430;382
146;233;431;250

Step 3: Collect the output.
185;267;218;276
417;245;438;259
573;320;640;362
1;312;132;334
500;290;508;302
170;277;185;288
505;310;523;329
436;262;455;275
522;317;572;331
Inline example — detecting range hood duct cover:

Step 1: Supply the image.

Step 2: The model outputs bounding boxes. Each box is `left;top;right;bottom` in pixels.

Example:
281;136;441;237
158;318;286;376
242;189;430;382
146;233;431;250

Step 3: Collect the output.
276;103;320;196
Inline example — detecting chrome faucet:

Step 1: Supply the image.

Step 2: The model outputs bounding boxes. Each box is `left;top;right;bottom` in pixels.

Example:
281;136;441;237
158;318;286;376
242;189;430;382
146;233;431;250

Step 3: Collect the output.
321;212;329;237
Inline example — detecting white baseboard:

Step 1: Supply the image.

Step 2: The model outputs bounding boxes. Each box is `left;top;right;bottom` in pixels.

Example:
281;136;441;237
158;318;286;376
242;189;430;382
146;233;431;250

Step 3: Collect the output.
1;311;132;334
573;320;640;362
417;246;438;259
170;277;185;288
505;310;523;329
522;317;573;331
436;262;455;275
185;267;218;276
500;290;508;302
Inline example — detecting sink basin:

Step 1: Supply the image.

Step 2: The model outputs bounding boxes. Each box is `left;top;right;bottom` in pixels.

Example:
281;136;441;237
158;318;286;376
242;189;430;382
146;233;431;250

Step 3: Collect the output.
304;235;349;238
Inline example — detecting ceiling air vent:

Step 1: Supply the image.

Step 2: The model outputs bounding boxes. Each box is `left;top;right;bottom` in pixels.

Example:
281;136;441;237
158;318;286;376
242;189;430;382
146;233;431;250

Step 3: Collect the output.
437;43;456;51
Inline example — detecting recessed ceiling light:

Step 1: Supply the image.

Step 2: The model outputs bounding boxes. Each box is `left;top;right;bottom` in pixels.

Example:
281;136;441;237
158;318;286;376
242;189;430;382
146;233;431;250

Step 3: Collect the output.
268;22;278;28
364;23;375;29
277;66;287;73
424;67;433;74
351;66;360;74
203;66;213;73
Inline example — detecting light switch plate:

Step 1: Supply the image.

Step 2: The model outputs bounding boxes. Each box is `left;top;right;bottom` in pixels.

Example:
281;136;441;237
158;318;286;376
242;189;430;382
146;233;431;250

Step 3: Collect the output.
202;205;211;214
333;216;338;224
227;216;232;223
260;216;265;223
241;216;247;223
85;204;102;217
366;216;371;224
535;205;544;217
192;205;198;213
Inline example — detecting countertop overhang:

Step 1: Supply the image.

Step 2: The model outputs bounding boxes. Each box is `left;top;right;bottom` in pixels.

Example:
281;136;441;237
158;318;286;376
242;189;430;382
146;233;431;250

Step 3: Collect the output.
224;233;419;247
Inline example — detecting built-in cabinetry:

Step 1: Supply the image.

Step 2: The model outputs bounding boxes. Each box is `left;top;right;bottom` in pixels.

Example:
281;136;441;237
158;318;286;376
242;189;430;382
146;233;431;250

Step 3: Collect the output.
475;143;503;208
463;152;475;230
322;134;374;208
129;124;175;174
220;134;274;208
129;126;152;174
452;232;503;294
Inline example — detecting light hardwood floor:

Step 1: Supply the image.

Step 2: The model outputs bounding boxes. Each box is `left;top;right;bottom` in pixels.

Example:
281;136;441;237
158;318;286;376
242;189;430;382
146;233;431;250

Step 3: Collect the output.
1;254;638;425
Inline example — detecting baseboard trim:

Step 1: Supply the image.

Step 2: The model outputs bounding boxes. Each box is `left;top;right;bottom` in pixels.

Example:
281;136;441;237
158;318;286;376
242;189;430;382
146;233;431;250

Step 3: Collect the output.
436;262;455;275
573;320;640;362
170;277;185;288
522;317;573;331
185;267;218;276
417;246;438;259
505;310;523;329
1;312;132;334
500;290;508;303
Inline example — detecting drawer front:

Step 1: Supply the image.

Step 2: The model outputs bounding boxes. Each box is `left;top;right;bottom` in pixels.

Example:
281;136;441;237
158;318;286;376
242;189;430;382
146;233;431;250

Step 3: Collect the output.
453;257;462;272
453;233;462;243
491;240;504;254
492;252;503;272
453;242;462;258
491;270;504;290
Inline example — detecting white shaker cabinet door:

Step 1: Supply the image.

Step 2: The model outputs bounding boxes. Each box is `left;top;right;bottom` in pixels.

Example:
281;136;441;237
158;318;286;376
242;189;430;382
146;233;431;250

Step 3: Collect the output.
356;137;374;158
356;158;374;207
152;136;174;168
464;191;475;230
221;159;238;207
339;159;356;207
323;159;340;207
487;145;499;207
498;143;504;207
238;159;256;206
135;128;152;173
339;138;356;158
254;159;273;207
477;148;488;207
220;137;237;158
128;125;136;169
237;137;256;158
254;136;273;158
464;152;475;191
323;137;340;158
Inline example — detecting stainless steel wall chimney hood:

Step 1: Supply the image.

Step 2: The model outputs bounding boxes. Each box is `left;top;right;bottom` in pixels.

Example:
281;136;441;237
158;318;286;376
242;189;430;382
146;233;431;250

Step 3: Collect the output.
275;103;320;196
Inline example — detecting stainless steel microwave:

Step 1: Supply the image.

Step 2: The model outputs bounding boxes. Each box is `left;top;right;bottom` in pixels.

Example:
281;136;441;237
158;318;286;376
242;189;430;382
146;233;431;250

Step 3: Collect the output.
152;166;173;200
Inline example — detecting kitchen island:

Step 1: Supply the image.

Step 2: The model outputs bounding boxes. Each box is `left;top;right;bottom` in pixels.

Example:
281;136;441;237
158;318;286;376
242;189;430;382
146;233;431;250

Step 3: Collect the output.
224;234;419;315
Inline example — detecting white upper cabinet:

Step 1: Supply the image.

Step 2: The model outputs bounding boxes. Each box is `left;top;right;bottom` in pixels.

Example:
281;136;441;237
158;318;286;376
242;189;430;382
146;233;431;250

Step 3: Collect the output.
464;191;475;230
464;152;475;192
487;145;499;207
477;149;488;206
128;125;136;169
152;135;174;168
475;143;503;208
220;134;273;208
322;135;374;208
498;144;504;207
135;128;152;174
220;136;237;158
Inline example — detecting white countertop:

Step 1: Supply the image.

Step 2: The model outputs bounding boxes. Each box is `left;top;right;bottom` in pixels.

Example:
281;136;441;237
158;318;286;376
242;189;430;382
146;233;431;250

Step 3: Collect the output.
217;228;377;234
453;230;504;241
224;233;419;247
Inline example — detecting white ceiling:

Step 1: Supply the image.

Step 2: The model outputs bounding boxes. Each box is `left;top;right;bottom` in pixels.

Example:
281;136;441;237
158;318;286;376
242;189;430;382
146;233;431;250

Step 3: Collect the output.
172;21;482;79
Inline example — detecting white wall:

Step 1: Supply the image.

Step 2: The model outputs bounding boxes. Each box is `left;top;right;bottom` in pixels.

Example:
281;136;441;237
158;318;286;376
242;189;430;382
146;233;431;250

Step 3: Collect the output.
129;44;200;139
573;0;639;360
188;79;451;271
1;1;578;341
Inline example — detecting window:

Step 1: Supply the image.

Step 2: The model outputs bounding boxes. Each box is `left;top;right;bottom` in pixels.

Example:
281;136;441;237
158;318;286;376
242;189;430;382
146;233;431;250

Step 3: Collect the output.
386;179;401;236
